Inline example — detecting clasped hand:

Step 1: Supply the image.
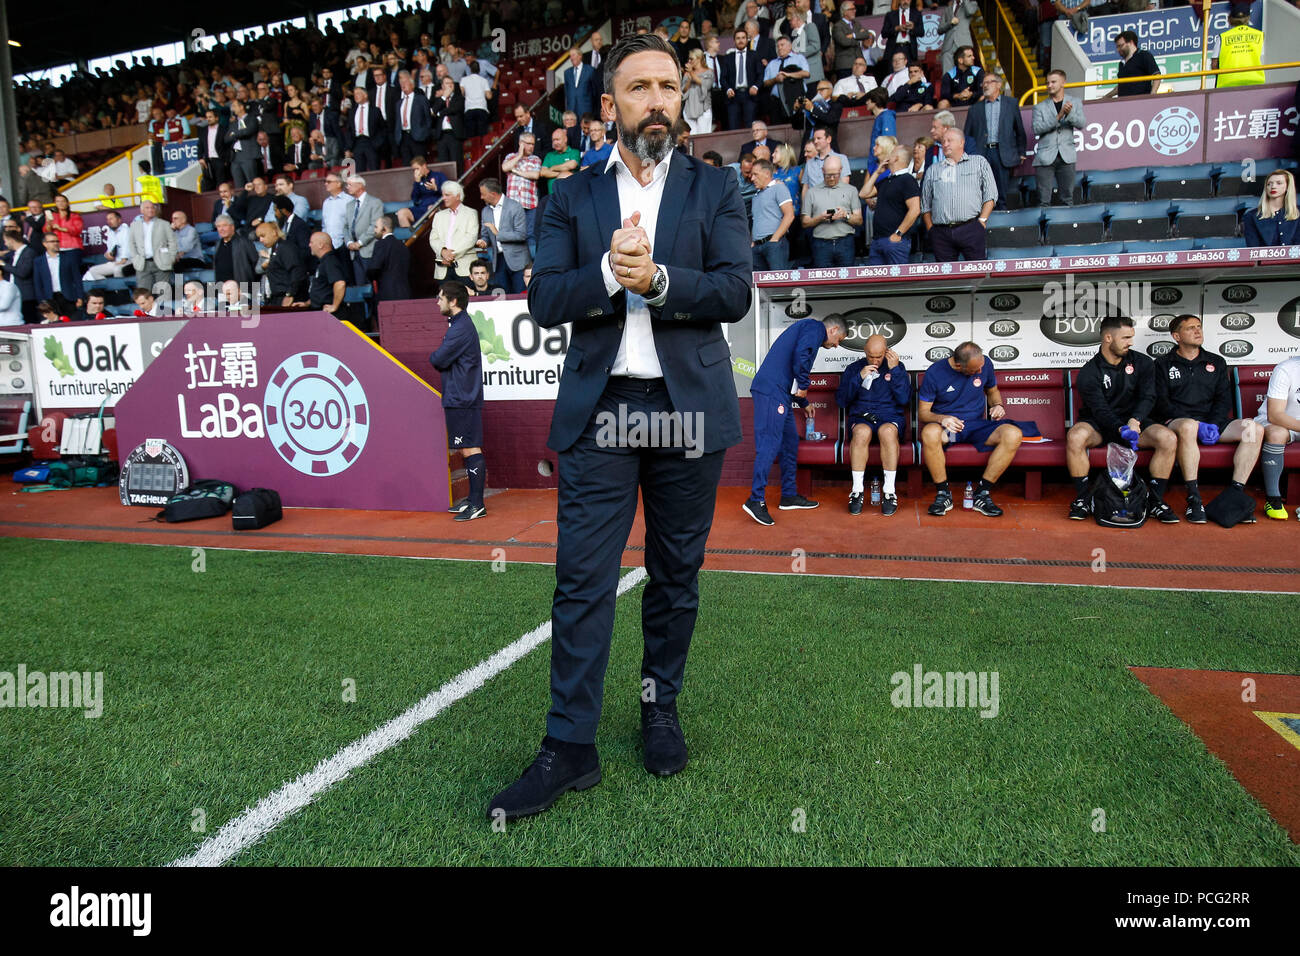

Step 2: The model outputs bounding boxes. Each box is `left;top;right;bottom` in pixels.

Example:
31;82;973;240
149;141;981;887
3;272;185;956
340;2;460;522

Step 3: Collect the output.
610;212;655;296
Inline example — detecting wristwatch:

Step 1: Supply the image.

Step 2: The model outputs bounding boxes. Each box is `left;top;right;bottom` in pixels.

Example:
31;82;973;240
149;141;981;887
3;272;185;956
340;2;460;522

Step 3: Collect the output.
649;264;668;298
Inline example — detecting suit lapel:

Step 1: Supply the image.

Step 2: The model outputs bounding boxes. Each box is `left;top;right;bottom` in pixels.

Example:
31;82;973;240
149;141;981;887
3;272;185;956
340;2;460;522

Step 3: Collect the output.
589;163;621;257
654;152;694;264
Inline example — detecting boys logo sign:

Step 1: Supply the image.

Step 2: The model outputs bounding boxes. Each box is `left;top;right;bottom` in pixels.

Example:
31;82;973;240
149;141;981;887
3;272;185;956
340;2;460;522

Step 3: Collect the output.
115;313;450;511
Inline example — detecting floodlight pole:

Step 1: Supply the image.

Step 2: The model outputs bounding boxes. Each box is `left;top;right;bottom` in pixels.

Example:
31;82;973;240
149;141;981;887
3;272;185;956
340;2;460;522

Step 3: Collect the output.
0;0;21;202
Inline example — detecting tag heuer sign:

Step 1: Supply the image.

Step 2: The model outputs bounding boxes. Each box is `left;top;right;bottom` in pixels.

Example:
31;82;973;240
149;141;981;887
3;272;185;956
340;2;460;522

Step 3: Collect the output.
119;438;189;507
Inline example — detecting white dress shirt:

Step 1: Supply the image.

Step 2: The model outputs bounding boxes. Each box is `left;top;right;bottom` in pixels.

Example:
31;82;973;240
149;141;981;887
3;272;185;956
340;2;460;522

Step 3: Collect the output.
490;197;505;252
46;254;62;294
833;73;878;98
599;146;674;379
884;68;909;96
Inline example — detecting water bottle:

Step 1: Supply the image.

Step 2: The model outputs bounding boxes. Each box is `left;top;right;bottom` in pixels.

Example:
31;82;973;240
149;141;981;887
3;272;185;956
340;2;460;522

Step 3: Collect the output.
963;482;974;509
805;414;815;441
870;477;881;506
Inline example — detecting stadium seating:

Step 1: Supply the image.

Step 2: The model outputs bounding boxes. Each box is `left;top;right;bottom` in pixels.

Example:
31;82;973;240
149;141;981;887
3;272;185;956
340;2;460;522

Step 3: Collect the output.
1083;166;1150;203
1051;241;1125;257
986;208;1043;247
1171;197;1244;239
1105;200;1173;242
1043;204;1106;245
1150;163;1218;200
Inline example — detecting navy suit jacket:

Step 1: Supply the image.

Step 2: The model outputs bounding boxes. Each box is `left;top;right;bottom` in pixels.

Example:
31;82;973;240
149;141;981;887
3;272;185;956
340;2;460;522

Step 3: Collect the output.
4;245;37;301
527;151;752;454
719;48;761;92
365;233;412;301
393;90;433;142
563;63;599;119
33;251;85;303
963;95;1028;170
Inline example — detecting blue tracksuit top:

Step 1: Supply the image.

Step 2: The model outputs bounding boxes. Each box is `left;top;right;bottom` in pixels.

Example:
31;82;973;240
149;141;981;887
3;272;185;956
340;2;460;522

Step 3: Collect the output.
752;318;827;400
429;310;484;408
836;357;910;422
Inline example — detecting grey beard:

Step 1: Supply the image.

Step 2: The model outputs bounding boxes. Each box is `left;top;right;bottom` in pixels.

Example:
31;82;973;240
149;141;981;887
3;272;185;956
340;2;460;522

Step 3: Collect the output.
621;125;674;166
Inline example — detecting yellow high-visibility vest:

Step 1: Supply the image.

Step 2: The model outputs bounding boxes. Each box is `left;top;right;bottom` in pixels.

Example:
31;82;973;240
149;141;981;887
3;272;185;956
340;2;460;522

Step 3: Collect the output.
137;175;165;205
1217;25;1265;87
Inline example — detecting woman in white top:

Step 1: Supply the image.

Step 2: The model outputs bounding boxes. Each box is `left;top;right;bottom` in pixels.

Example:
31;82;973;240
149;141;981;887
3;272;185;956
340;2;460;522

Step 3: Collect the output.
0;272;22;326
682;49;715;136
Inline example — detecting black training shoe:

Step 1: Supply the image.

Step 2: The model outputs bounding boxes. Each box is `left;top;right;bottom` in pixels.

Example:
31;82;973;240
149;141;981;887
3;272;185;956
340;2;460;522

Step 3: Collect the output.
972;490;1003;517
1148;498;1180;524
454;504;486;521
743;499;774;525
487;736;601;821
1185;495;1207;524
1068;497;1091;520
881;494;898;517
641;701;688;777
779;494;820;510
848;492;864;515
448;498;469;514
927;490;953;516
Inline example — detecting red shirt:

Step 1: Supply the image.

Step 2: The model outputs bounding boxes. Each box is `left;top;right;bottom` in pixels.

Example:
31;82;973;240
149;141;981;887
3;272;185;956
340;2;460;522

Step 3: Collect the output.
48;212;85;251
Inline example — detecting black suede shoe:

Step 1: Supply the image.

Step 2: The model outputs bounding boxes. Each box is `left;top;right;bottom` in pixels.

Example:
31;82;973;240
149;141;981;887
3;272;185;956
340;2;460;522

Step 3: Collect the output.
641;701;688;776
486;736;601;821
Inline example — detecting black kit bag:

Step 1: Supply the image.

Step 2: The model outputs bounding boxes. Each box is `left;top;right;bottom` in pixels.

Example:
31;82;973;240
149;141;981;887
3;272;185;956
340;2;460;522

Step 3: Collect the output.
232;488;283;530
1204;484;1256;528
157;479;238;522
1088;471;1150;529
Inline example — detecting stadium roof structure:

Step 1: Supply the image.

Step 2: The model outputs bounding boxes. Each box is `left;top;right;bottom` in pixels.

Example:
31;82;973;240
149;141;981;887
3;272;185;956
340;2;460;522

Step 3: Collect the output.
7;0;328;75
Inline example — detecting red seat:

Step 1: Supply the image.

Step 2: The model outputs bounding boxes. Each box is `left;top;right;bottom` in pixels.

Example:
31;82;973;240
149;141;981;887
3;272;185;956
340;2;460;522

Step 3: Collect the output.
797;372;841;467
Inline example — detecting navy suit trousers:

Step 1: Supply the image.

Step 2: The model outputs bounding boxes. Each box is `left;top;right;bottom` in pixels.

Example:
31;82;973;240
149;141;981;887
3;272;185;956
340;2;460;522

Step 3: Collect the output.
547;377;725;744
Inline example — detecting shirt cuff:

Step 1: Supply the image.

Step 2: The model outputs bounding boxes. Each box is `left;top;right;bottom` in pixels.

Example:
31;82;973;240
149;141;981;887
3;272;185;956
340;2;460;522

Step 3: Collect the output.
645;267;669;308
600;250;621;298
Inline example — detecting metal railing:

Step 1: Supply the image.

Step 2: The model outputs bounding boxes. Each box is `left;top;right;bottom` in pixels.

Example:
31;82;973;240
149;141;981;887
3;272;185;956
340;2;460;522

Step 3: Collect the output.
1018;60;1300;105
982;0;1039;104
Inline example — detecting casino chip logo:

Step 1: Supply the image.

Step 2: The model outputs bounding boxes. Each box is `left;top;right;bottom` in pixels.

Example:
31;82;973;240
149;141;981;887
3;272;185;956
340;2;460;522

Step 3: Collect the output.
1148;106;1201;157
264;351;370;476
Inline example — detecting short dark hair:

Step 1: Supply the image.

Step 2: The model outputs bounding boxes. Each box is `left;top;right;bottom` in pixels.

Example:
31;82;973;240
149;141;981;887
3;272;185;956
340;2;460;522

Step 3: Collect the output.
1118;30;1139;46
1099;316;1135;336
379;213;396;231
702;150;723;166
604;32;681;95
470;258;491;273
1169;313;1202;335
138;160;151;173
86;288;107;300
133;286;154;300
480;177;503;195
866;87;889;109
272;195;294;214
956;45;975;59
954;341;983;365
907;60;923;71
440;280;469;310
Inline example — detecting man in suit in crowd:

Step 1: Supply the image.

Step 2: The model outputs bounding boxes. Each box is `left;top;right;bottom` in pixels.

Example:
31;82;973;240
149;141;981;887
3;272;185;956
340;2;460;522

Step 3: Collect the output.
212;180;247;228
721;27;763;130
475;177;530;294
490;34;751;821
514;103;552;152
881;0;920;76
21;200;47;249
937;0;979;74
368;66;403;165
33;233;85;315
393;70;433;164
3;228;40;322
584;30;607;94
128;201;177;295
737;120;785;162
211;215;259;285
366;214;412;302
563;47;600;122
342;87;388;173
832;2;877;80
272;196;313;261
283;126;313;175
197;109;230;192
343;175;385;286
1031;69;1086;207
225;99;261;188
962;72;1027;210
431;76;466;168
426;180;480;281
253;130;284;180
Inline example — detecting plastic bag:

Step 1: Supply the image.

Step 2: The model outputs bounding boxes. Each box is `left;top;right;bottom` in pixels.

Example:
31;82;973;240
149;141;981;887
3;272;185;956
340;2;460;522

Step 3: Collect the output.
1106;442;1137;490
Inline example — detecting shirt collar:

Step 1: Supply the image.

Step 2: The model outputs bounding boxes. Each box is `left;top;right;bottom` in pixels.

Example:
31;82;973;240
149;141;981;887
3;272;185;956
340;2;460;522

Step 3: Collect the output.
604;143;673;183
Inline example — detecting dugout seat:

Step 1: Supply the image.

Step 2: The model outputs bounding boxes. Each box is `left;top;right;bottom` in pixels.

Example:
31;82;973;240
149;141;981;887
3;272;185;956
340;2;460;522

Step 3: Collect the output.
911;369;1064;499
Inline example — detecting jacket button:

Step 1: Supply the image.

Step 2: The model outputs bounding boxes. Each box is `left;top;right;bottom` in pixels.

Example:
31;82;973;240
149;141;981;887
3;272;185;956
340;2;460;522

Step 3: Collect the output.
604;367;611;374
617;319;624;329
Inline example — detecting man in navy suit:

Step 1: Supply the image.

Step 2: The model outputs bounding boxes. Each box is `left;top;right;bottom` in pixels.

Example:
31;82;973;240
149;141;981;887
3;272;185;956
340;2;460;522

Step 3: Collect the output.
2;228;39;323
365;215;411;302
392;71;433;164
721;28;762;129
563;47;599;122
33;233;85;315
962;73;1027;210
490;34;751;821
342;88;388;173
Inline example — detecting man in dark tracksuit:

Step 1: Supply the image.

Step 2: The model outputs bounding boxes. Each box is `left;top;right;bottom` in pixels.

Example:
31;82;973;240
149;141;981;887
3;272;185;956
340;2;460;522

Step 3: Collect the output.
744;315;847;525
429;280;487;520
1155;313;1262;523
836;333;910;516
1066;315;1178;522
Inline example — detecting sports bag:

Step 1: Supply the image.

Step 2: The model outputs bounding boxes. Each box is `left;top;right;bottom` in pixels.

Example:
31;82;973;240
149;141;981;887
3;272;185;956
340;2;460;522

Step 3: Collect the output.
1089;471;1149;528
157;479;238;522
232;488;283;530
47;456;119;488
1204;484;1256;528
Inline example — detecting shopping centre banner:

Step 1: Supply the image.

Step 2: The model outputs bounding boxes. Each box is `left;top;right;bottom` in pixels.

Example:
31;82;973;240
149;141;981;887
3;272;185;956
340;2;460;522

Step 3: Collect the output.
114;313;449;511
1078;2;1260;63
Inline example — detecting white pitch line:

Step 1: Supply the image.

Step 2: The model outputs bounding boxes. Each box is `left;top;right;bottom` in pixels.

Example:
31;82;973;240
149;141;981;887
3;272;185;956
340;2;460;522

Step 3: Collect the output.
169;566;649;867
